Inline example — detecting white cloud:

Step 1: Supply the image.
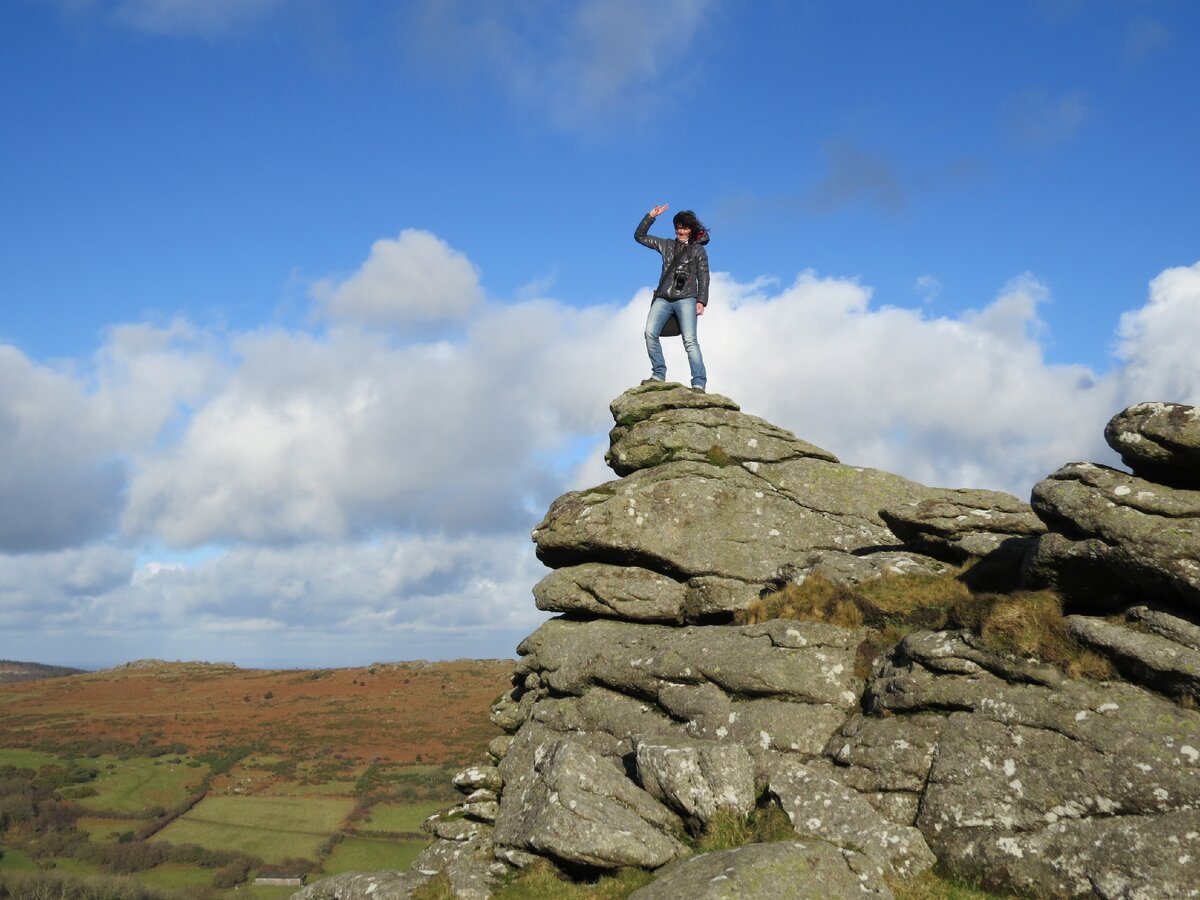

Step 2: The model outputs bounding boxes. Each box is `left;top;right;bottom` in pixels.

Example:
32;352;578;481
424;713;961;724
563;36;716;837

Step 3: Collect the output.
119;311;626;546
0;345;126;551
914;275;942;303
0;323;216;552
1116;260;1200;404
0;535;547;668
702;271;1120;493
312;230;484;329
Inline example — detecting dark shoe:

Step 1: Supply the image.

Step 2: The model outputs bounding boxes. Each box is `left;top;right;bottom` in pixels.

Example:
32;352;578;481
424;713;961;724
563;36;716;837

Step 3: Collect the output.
640;378;664;385
691;385;706;393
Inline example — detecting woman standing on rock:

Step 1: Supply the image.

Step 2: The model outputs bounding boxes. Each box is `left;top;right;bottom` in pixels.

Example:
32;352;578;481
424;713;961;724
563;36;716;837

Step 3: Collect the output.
635;204;709;393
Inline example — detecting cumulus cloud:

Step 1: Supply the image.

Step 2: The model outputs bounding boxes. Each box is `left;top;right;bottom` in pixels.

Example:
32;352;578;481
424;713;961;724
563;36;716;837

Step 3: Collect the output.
0;545;134;629
0;346;126;551
4;229;1199;667
0;322;216;552
406;0;715;129
119;307;631;546
701;272;1121;493
312;230;484;329
1115;261;1200;404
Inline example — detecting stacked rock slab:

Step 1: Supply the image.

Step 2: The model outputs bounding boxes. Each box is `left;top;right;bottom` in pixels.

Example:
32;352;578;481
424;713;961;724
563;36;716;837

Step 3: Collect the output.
299;388;1200;899
1027;402;1200;703
534;382;968;617
879;490;1046;590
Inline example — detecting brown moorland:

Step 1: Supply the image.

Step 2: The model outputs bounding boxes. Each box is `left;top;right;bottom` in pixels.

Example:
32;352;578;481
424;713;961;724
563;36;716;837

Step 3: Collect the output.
0;658;515;766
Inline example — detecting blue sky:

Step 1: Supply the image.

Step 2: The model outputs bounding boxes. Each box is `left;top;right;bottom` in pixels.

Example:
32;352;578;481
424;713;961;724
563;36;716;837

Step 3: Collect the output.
2;0;1198;670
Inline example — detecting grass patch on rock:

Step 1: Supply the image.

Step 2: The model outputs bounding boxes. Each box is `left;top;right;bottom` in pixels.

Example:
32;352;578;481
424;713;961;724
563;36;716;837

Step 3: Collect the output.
890;867;1016;899
491;860;653;900
693;803;795;853
738;570;1114;681
704;444;735;468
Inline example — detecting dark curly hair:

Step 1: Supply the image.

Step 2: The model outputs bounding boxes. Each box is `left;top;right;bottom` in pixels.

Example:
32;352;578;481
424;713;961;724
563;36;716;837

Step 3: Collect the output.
672;209;708;243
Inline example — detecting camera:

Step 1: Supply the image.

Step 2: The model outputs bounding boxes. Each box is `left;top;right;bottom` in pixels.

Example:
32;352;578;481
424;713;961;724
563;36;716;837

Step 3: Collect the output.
672;267;689;291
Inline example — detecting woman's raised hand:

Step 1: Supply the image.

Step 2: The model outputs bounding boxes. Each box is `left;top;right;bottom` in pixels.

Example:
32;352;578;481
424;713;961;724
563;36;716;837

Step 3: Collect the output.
649;203;669;217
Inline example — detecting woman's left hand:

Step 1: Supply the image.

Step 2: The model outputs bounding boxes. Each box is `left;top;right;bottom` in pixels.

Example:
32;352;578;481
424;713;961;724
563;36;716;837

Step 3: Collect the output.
697;302;705;316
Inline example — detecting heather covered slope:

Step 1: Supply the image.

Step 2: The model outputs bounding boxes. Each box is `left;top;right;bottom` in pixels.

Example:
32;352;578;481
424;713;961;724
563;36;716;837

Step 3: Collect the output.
0;659;513;765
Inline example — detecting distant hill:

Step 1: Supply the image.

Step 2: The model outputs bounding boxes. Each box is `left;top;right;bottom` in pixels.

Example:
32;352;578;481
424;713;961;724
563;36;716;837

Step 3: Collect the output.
0;659;87;684
0;657;515;765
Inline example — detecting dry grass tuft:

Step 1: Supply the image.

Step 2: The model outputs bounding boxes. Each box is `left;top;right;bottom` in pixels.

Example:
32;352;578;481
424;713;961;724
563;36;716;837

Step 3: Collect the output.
492;860;653;900
739;575;864;627
976;590;1115;679
705;444;735;468
889;867;1015;899
411;870;454;900
694;802;795;854
740;570;1116;682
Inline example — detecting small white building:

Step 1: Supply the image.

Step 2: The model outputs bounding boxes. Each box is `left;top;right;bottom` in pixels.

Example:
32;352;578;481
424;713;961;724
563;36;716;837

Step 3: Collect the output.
253;872;307;887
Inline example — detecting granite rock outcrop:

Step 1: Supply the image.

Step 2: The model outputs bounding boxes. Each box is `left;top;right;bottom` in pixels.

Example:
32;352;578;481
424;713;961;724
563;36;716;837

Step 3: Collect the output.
297;386;1200;900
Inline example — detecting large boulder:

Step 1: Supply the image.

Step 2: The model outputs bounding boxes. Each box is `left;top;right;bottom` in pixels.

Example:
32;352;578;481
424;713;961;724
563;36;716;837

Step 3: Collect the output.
607;399;838;477
532;562;687;623
634;738;756;827
352;390;1200;899
1066;614;1200;700
854;629;1200;897
1128;604;1200;651
629;841;895;900
294;833;501;899
1027;462;1200;611
513;617;867;711
532;460;876;582
765;758;935;879
492;727;687;870
879;489;1045;563
532;459;942;584
538;383;1026;593
609;382;740;431
1105;401;1200;488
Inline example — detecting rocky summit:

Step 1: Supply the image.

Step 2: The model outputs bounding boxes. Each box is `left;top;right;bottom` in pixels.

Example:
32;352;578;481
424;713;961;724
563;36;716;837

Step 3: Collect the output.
297;384;1200;900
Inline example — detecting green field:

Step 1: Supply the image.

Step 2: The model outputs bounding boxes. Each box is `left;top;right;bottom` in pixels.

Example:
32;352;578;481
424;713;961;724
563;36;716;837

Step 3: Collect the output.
155;795;355;863
0;748;66;769
132;862;216;891
323;836;429;874
75;756;206;814
234;885;298;900
75;815;144;843
41;856;94;874
362;800;446;833
3;746;459;895
0;847;39;872
259;778;356;796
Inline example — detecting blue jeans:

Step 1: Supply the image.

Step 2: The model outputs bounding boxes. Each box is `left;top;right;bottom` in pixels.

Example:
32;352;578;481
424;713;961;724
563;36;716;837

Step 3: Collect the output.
644;297;706;388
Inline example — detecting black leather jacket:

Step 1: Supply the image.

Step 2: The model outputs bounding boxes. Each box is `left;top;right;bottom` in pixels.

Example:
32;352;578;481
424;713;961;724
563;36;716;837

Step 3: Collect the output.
635;213;710;306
